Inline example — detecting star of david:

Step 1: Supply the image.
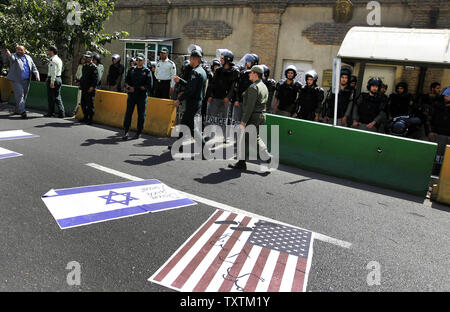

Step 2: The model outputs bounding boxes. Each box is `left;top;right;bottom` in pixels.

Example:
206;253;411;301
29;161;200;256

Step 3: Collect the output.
99;191;138;206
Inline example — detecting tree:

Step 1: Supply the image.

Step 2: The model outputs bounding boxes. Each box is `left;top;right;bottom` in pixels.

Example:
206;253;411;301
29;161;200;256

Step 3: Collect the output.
0;0;128;82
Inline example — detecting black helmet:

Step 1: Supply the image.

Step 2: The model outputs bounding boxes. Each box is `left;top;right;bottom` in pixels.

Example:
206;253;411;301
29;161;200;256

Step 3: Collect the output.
190;49;202;58
305;70;318;83
211;59;220;68
182;59;190;69
341;68;352;78
350;75;358;84
367;77;382;91
221;50;234;64
284;65;297;79
93;53;101;63
111;54;121;62
243;53;259;68
395;82;408;94
262;64;270;79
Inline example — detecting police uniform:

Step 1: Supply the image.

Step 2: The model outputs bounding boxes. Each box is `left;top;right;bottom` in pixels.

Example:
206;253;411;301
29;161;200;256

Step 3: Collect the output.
232;69;252;125
207;64;239;125
46;53;65;117
263;77;277;112
352;92;387;132
106;55;124;92
296;83;324;121
387;86;412;119
155;48;176;99
274;79;302;117
122;54;153;140
322;86;353;126
79;52;98;124
178;60;207;138
230;65;271;170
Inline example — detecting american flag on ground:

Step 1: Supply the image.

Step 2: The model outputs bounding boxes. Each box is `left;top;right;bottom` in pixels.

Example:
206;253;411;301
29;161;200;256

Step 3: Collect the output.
149;209;314;292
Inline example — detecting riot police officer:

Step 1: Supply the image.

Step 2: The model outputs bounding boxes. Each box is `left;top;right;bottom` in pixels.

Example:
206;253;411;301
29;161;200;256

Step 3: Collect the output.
232;53;259;125
412;82;441;138
273;65;301;117
106;54;125;92
322;68;353;126
261;65;277;113
207;49;239;127
79;51;98;125
122;53;153;140
352;77;387;132
388;82;412;120
294;70;324;122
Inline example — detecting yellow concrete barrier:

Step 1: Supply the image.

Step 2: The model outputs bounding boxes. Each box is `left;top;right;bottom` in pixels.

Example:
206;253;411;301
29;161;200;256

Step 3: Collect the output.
436;145;450;204
76;90;176;137
0;76;13;102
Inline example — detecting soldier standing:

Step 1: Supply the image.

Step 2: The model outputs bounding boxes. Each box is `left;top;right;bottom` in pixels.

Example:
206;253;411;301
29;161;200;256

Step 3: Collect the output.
122;53;153;140
273;65;302;117
352;77;387;132
79;51;98;125
261;64;277;113
322;68;353;126
45;45;65;118
229;65;272;171
155;47;176;99
294;70;324;122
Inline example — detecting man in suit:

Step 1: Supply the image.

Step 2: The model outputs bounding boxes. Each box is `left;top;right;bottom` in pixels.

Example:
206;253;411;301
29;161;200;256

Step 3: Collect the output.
6;46;40;119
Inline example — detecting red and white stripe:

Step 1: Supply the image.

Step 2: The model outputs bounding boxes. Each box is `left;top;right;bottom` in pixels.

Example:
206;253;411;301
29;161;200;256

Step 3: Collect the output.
149;209;313;292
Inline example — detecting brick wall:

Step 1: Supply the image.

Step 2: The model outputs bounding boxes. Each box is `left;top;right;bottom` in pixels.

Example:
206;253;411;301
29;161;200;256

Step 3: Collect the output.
182;20;233;40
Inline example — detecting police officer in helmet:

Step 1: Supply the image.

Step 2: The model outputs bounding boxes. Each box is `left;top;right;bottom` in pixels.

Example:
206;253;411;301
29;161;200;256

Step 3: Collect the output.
352;77;387;132
322;68;353;126
261;64;277;113
294;70;324;122
273;65;301;117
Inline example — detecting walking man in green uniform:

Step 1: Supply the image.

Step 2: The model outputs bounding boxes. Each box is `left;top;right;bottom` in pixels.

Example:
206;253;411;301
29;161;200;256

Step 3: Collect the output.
122;53;153;140
172;48;207;157
229;65;273;170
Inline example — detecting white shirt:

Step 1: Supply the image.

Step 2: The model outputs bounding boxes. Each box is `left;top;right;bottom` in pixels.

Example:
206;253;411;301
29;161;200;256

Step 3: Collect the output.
48;54;63;84
97;64;104;84
155;58;176;88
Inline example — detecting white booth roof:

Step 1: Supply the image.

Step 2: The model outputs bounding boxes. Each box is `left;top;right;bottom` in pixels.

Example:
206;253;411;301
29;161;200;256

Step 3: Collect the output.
337;27;450;66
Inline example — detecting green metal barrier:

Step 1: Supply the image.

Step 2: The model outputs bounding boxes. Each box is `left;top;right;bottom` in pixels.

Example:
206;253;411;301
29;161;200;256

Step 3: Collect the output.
266;114;437;197
8;81;78;116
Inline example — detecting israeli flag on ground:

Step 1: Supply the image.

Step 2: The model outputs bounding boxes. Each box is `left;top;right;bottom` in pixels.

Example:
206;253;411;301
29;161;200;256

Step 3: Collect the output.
0;130;39;141
42;180;197;229
0;147;22;160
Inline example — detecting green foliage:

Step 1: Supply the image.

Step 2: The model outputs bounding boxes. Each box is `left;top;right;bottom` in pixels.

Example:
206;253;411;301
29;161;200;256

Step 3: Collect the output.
0;0;128;62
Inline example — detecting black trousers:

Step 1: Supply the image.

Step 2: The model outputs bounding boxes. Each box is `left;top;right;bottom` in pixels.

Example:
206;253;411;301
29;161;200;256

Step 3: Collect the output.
47;77;65;116
123;93;147;132
81;89;95;120
155;80;171;99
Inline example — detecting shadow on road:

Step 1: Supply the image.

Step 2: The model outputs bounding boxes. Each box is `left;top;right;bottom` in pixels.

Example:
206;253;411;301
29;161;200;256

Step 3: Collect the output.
125;151;173;167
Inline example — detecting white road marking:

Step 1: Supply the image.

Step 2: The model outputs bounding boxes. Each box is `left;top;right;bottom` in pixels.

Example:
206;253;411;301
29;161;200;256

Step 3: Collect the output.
86;163;352;249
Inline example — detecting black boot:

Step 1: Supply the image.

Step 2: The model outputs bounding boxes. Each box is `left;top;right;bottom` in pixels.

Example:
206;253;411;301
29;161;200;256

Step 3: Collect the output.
228;160;247;170
133;131;142;140
122;129;129;141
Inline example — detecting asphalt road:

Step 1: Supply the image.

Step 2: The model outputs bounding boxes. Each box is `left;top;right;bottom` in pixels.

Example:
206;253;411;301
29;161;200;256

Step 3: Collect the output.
0;103;449;292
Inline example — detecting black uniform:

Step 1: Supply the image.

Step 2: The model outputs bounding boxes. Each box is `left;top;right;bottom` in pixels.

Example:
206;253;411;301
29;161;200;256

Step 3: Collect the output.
429;96;450;136
412;94;436;136
263;78;277;112
123;66;153;133
209;65;239;100
296;85;324;121
275;80;302;115
322;86;353;120
388;93;412;118
178;64;207;138
353;92;387;127
80;62;98;122
106;62;125;92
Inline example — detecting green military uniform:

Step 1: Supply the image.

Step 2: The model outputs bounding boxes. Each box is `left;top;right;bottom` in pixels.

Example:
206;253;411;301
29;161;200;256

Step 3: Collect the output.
178;63;207;138
231;65;272;169
79;51;98;124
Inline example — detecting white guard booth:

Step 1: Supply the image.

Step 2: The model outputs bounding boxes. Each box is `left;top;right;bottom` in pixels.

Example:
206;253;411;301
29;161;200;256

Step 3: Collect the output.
332;27;450;126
